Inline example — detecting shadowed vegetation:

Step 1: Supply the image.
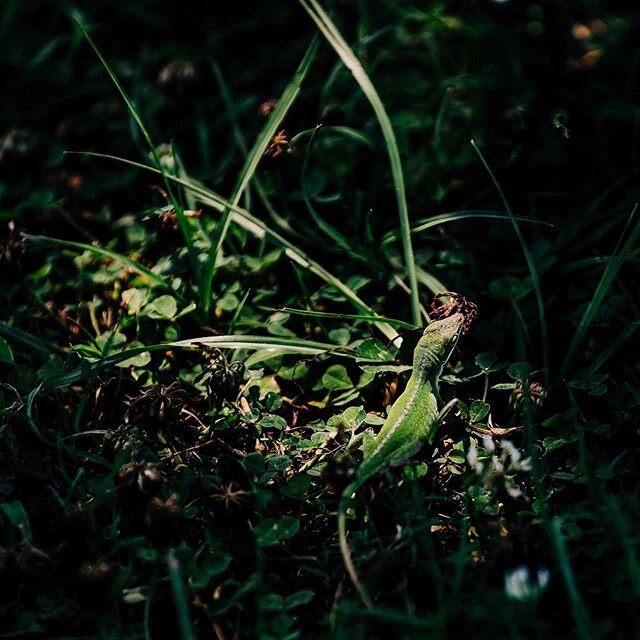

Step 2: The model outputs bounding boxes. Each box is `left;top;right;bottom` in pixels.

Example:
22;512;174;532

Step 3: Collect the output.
1;2;639;638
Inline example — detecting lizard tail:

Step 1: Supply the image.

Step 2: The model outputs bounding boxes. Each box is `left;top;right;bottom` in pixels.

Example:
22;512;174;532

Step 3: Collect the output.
338;485;373;608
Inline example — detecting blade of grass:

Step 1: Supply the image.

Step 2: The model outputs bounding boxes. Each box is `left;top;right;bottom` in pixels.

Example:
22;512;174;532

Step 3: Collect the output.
211;60;301;240
336;603;438;630
0;0;18;36
300;127;439;315
44;335;355;388
387;256;446;301
587;279;640;375
382;210;553;246
72;17;201;282
471;139;549;381
200;37;319;315
549;518;593;640
562;206;640;374
391;274;430;323
298;0;421;326
26;234;185;303
229;289;251;333
587;321;640;377
0;322;53;355
416;265;447;298
290;125;374;148
65;151;399;342
603;495;640;600
166;551;195;640
26;382;58;447
278;307;416;330
301;125;379;264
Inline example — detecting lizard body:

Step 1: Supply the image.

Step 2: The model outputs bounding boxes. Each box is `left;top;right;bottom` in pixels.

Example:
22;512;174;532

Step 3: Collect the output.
338;313;464;607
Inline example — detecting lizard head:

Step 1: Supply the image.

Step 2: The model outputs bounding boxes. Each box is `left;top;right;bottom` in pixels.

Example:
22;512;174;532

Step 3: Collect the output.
413;313;464;380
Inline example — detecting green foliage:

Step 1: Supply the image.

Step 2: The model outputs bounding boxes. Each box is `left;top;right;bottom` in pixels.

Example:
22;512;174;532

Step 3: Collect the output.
1;1;640;638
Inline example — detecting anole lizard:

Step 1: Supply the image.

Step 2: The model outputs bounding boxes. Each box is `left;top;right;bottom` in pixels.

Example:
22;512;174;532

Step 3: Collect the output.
338;312;465;607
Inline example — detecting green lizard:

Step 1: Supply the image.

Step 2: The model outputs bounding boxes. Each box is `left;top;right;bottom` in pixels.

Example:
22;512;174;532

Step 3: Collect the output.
338;312;465;607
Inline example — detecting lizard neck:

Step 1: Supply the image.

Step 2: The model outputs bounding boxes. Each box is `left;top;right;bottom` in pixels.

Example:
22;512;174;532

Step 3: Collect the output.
412;343;446;386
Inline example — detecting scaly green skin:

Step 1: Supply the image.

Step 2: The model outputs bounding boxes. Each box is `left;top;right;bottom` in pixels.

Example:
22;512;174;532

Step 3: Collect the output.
338;313;464;607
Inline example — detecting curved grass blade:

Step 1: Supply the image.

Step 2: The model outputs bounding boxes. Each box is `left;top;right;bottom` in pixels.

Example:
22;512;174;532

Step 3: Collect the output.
65;151;399;342
416;266;447;298
562;206;640;375
471;139;549;381
174;334;353;356
586;321;640;378
44;336;355;388
73;18;200;281
290;125;374;148
0;322;52;355
382;210;553;246
297;0;421;326
278;307;416;330
26;234;185;303
26;382;57;447
200;37;319;315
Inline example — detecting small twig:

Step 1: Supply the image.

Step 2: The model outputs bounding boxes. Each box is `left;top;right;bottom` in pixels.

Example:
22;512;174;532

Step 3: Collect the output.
160;437;246;462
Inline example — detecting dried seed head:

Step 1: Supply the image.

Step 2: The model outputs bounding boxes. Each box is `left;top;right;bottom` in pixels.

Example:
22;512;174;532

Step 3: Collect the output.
116;462;164;495
77;561;114;584
429;291;478;334
258;98;278;118
264;130;290;158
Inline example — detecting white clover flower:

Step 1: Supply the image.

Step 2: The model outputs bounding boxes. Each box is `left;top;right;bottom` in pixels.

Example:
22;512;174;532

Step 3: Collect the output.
467;443;484;474
491;455;504;474
502;439;521;464
154;144;176;170
518;457;533;472
504;565;550;601
483;436;496;454
505;477;524;499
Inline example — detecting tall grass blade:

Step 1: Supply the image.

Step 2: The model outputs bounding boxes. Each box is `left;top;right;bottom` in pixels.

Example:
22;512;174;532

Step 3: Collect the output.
562;206;640;374
200;38;318;315
392;274;430;322
550;518;593;640
604;496;640;600
211;60;300;239
471;139;549;380
166;551;195;640
279;307;416;330
72;18;200;280
587;321;640;377
297;0;421;326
